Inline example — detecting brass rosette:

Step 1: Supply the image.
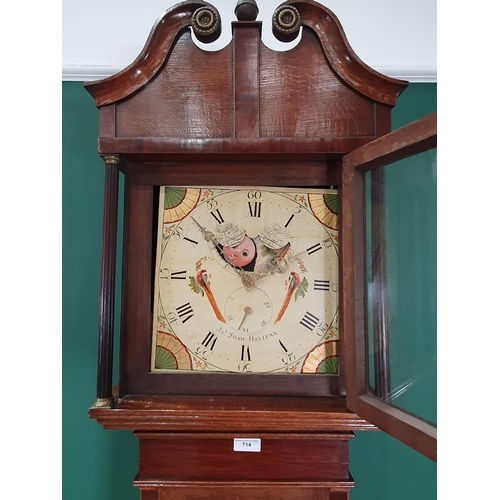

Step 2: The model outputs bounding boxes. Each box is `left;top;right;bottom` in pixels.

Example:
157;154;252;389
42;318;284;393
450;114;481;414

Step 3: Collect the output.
272;5;301;42
191;6;221;43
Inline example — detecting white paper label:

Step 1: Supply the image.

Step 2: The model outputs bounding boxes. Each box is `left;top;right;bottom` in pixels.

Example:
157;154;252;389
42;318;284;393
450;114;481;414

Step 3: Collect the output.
233;438;261;452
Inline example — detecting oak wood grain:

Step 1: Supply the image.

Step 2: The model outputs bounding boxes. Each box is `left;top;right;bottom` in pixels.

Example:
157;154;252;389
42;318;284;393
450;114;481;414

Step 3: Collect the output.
116;32;233;139
234;22;261;137
260;28;376;139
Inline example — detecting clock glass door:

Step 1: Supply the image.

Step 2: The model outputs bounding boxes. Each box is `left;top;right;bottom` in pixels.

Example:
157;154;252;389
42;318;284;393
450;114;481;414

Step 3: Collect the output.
342;113;437;461
365;149;437;424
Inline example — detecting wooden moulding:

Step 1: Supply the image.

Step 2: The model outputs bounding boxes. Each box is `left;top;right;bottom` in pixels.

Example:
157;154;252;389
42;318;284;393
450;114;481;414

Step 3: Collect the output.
84;1;407;160
84;1;407;109
88;395;376;432
135;484;354;500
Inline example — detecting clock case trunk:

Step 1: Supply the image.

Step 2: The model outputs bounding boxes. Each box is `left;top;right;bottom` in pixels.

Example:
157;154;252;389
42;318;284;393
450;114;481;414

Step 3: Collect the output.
84;0;435;473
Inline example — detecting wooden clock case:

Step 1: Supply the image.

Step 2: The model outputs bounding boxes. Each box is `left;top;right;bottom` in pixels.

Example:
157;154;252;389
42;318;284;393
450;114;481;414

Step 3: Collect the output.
84;1;436;498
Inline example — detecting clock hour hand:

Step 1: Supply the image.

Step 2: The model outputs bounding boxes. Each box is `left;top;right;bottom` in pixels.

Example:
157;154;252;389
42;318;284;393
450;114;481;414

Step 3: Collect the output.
292;250;306;260
268;242;291;274
274;272;301;324
196;270;226;323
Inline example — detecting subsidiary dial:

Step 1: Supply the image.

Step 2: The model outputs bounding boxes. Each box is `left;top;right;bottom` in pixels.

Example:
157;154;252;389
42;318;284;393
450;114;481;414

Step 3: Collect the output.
224;287;273;335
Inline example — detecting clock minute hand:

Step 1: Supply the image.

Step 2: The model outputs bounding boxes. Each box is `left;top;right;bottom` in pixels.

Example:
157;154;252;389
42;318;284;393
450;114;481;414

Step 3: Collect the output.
196;270;226;323
190;216;215;242
274;272;300;324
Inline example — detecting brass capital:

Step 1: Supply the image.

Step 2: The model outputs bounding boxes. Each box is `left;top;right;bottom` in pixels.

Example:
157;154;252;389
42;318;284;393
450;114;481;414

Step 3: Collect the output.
92;396;115;408
101;155;120;165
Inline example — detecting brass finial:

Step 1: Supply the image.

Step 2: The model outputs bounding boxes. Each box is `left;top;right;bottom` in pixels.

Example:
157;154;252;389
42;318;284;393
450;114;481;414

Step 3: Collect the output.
235;0;259;21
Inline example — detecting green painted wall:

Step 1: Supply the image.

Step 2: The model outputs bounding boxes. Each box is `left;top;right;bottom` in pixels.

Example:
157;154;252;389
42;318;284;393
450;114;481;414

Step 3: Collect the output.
62;82;436;499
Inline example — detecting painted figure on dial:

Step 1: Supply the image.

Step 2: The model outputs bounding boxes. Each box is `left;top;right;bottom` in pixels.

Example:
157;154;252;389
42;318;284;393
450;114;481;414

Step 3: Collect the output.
215;222;257;270
214;221;293;276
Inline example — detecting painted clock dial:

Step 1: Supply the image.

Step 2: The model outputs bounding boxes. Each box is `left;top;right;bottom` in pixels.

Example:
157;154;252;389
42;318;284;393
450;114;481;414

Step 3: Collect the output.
152;186;339;374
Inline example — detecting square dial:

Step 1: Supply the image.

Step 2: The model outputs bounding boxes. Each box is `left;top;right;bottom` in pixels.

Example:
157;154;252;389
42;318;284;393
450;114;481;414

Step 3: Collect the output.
152;186;339;375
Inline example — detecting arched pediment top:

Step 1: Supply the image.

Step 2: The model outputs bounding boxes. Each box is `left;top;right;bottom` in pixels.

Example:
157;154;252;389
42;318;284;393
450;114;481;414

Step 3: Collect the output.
84;1;219;107
85;0;407;108
282;0;408;105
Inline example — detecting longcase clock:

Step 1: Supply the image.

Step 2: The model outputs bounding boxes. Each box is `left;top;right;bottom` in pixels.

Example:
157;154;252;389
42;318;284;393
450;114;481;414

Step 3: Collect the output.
84;1;437;498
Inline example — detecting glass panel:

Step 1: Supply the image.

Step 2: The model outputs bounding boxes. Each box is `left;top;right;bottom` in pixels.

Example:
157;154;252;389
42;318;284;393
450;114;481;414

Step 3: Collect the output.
364;148;437;426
